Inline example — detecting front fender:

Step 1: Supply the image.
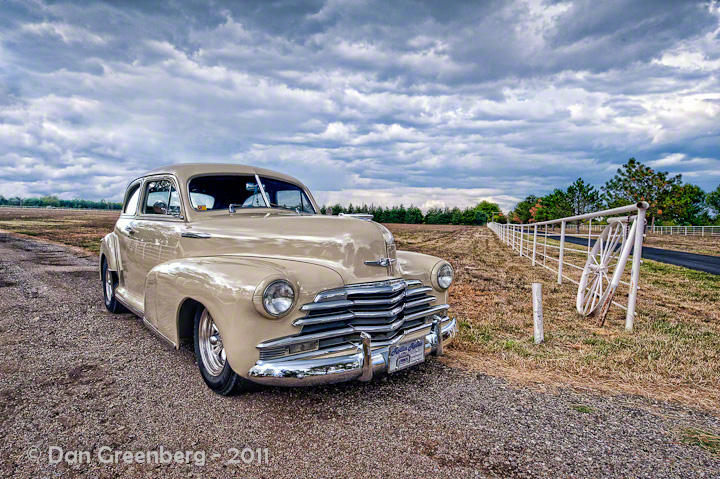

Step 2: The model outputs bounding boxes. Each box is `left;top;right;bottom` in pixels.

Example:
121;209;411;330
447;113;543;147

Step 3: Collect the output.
144;256;344;378
397;250;449;304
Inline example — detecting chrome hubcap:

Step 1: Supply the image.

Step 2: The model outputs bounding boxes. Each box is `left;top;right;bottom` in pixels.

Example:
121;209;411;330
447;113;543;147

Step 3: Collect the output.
105;267;113;300
198;309;225;376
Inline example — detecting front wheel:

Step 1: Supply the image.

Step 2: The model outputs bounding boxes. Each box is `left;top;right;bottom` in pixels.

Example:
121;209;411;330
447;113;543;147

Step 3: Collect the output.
193;306;252;395
101;258;127;314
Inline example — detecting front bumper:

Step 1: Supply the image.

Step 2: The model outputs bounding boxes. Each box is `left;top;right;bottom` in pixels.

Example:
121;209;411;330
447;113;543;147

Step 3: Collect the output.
247;316;457;386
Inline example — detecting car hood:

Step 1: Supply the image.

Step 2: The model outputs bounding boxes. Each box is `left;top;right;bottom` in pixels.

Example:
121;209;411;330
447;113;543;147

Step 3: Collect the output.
180;214;396;284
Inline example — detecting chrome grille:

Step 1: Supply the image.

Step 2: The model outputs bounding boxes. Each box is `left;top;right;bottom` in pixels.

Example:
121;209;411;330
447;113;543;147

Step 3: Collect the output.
258;279;449;360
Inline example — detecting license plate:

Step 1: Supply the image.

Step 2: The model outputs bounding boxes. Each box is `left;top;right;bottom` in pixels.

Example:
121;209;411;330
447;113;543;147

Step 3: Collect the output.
388;338;425;373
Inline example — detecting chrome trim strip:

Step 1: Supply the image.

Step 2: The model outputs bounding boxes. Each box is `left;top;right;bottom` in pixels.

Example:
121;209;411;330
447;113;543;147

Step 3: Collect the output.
181;231;212;239
300;291;406;312
313;288;348;303
403;304;449;321
406;286;432;297
344;281;406;296
352;290;405;306
353;304;404;319
292;311;355;327
300;299;355;312
405;296;436;309
142;317;177;348
257;327;355;349
353;317;406;333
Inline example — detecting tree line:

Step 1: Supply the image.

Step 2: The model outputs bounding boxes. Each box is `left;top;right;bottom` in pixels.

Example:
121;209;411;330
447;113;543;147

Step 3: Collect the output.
510;158;720;228
0;195;122;210
319;201;503;225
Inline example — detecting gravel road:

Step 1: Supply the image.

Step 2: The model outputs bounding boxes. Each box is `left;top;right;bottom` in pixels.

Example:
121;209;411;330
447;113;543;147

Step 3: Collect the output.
1;233;719;478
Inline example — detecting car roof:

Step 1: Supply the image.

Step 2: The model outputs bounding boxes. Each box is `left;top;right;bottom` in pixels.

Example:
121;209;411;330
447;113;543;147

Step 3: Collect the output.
138;163;304;186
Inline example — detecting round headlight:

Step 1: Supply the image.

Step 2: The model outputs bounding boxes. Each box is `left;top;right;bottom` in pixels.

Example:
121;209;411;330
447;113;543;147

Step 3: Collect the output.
262;280;295;316
437;264;454;289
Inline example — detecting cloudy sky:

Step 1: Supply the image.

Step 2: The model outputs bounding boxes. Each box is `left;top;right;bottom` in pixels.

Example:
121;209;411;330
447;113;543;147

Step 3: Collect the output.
1;0;719;211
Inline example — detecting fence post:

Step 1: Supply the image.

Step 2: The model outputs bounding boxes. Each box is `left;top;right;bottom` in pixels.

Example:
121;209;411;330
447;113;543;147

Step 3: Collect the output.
557;220;566;284
532;225;537;266
626;206;646;331
532;283;544;344
519;225;524;256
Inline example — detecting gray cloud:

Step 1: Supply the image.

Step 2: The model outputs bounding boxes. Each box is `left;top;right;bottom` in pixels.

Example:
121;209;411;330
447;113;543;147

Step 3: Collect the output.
0;0;719;211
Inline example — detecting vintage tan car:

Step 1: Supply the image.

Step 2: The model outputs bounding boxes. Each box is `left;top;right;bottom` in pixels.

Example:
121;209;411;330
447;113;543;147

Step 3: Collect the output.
100;164;456;394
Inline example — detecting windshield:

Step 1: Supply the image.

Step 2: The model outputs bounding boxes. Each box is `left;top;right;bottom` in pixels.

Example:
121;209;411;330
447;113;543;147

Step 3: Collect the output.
259;176;315;214
187;174;315;214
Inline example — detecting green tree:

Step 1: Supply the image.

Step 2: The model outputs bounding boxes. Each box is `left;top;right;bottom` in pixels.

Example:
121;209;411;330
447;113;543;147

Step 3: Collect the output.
511;195;538;223
662;184;706;225
566;178;601;231
707;185;720;222
602;158;681;229
531;189;571;224
405;206;423;224
474;200;500;218
473;210;488;225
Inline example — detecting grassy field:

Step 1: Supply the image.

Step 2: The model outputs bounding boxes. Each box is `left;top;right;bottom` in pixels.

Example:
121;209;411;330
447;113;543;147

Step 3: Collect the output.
388;223;720;412
1;208;719;412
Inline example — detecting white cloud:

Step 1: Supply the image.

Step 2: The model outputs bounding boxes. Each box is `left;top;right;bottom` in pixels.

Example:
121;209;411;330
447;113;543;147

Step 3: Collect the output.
21;21;106;44
0;0;719;208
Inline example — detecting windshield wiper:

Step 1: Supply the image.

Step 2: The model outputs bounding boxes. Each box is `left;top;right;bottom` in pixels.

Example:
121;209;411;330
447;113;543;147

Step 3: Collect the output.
268;203;310;215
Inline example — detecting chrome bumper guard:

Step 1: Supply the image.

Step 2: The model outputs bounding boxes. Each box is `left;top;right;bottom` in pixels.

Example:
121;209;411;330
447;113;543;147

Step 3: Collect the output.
247;316;457;386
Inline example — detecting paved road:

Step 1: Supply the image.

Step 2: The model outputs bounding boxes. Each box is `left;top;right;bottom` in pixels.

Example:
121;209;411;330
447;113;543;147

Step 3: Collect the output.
548;235;720;275
1;233;719;478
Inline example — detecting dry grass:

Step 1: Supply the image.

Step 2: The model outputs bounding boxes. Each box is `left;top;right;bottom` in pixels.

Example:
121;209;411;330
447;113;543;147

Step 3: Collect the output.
1;210;719;412
386;223;720;413
0;208;119;253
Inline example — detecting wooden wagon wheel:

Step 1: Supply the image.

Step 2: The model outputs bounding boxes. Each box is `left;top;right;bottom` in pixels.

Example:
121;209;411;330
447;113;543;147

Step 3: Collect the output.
576;221;627;318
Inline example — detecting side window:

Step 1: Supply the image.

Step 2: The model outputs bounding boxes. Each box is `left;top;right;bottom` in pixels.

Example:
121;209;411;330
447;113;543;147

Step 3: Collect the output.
123;182;141;215
143;179;180;216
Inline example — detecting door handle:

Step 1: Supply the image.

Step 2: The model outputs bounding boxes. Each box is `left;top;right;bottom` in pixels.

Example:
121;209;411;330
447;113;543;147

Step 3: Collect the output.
125;226;136;235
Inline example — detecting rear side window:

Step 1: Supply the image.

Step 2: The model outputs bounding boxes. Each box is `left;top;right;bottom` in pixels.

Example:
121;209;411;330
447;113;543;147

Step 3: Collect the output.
143;179;180;216
123;182;141;215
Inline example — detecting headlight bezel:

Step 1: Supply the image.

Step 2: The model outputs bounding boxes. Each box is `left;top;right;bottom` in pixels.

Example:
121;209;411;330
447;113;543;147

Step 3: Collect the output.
254;278;297;318
431;261;454;290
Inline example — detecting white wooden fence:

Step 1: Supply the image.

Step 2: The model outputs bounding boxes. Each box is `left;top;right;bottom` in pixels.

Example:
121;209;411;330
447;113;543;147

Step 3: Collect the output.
488;202;648;330
651;225;720;236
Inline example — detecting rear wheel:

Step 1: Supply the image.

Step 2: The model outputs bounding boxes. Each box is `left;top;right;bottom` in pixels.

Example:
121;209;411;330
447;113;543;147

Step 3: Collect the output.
193;306;252;395
101;257;127;314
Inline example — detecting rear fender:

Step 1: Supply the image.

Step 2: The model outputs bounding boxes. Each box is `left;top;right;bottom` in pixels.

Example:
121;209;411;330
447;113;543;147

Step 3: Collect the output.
99;232;120;278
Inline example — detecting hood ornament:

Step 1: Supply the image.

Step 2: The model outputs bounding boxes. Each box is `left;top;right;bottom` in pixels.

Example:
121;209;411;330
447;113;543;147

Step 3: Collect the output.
365;258;397;267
